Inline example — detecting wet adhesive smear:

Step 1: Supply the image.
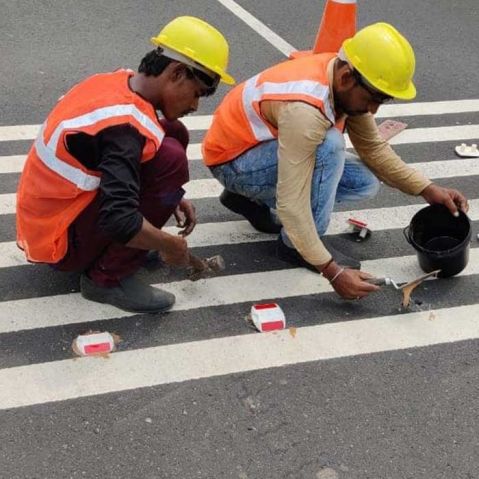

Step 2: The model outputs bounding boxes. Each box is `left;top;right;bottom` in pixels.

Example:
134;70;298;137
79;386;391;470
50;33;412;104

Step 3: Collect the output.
398;299;432;314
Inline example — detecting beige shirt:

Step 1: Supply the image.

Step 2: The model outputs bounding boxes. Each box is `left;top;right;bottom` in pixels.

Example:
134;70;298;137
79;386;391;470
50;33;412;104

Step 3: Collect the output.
260;62;431;266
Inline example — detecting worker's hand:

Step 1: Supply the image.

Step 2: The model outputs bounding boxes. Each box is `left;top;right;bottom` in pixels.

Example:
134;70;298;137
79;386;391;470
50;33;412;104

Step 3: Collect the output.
174;199;197;236
323;264;380;300
159;233;189;266
421;184;469;216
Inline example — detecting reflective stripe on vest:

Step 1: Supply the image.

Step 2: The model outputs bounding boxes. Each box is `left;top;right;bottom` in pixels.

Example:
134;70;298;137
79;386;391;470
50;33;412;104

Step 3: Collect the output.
35;104;165;191
242;74;335;142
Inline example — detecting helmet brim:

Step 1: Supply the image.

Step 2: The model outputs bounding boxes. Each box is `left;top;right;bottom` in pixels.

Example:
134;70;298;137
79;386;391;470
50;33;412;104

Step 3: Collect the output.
150;35;235;86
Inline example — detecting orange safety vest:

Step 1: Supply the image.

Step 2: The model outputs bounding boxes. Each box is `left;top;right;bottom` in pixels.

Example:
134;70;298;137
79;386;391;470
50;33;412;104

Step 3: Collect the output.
202;53;345;166
16;69;165;263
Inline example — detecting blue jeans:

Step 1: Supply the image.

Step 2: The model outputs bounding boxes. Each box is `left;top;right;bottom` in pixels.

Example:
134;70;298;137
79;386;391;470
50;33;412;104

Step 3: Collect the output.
210;128;380;247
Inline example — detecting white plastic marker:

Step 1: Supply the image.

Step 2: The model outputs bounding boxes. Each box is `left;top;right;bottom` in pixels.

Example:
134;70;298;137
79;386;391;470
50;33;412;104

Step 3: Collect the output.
251;303;286;332
455;143;479;158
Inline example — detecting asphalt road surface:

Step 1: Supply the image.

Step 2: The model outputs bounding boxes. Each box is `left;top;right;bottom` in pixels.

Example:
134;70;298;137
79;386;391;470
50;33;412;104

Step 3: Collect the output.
1;1;478;478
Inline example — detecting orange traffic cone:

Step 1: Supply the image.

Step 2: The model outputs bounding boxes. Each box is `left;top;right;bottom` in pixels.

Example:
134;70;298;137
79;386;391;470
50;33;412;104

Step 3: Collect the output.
290;0;357;58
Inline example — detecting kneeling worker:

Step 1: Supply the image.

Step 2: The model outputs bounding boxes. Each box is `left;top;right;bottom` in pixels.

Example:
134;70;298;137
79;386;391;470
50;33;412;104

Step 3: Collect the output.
202;22;468;300
16;16;235;313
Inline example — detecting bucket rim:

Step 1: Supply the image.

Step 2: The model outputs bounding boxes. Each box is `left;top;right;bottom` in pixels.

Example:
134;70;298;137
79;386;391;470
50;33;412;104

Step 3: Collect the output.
410;204;471;225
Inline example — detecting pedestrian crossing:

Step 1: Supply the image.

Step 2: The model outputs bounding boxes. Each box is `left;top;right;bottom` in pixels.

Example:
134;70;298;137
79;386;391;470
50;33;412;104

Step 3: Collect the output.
0;98;478;410
1;157;479;205
2;248;479;335
2;303;478;411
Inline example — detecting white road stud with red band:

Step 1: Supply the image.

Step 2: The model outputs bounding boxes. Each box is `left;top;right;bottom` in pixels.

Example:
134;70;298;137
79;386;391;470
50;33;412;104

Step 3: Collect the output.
73;332;115;356
251;303;286;332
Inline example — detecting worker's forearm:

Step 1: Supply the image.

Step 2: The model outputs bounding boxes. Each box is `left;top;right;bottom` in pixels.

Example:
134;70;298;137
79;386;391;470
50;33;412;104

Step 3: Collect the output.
277;206;332;265
126;218;189;266
125;217;174;251
347;114;431;195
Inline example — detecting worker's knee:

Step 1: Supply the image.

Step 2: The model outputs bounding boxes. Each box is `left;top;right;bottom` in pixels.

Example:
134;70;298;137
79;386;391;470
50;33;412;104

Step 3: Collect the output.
159;119;189;150
338;165;380;202
142;137;189;189
358;172;380;199
315;128;346;171
322;128;346;154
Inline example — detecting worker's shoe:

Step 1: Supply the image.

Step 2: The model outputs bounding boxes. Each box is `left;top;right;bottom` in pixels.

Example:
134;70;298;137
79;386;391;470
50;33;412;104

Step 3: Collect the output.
220;189;281;234
143;250;166;271
275;238;318;273
276;237;361;271
80;273;175;314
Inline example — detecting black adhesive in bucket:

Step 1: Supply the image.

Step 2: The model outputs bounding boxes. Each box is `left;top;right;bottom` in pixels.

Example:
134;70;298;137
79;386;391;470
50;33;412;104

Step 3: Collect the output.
423;236;460;252
405;204;471;278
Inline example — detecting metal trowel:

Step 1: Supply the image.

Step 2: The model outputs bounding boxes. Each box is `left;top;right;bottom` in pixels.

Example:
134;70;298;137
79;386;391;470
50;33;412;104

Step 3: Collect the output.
367;270;441;308
366;270;441;290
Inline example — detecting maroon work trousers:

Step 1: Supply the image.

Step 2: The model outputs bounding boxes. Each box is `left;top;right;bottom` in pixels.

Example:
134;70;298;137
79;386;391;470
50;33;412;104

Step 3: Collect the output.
53;120;189;287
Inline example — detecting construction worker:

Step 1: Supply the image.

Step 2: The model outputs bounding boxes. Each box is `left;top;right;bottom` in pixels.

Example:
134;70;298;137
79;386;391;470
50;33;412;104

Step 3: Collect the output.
16;16;235;313
202;22;468;300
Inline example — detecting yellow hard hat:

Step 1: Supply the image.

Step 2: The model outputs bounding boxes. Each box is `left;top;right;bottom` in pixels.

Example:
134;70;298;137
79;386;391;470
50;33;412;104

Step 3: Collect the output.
151;16;235;85
342;23;416;100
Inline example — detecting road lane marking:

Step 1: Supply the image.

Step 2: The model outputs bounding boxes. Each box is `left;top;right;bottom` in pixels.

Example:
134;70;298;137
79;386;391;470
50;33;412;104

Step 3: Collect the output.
1;100;478;142
0;248;478;334
0;116;212;142
0;303;478;410
376;99;479;118
1;123;478;166
2;144;479;181
2;158;479;212
1;198;477;269
216;0;297;56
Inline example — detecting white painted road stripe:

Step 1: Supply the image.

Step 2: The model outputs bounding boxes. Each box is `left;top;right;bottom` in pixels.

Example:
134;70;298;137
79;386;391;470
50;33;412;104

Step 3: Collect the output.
1;199;477;269
0;177;226;213
410;158;479;178
0;146;201;172
381;124;479;146
216;0;297;56
344;124;479;149
1;248;478;335
190;157;479;197
0;220;273;268
1;100;478;142
1;123;477;167
2;156;479;212
0;155;476;201
0;155;25;174
376;99;479;118
0;302;478;410
0;116;212;142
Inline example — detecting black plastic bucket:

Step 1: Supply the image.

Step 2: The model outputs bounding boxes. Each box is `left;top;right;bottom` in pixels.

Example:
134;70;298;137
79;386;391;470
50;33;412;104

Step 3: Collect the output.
404;204;471;278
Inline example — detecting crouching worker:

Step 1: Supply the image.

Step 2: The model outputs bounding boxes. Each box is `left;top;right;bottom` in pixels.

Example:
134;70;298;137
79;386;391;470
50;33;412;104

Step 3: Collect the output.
202;22;468;301
16;16;235;313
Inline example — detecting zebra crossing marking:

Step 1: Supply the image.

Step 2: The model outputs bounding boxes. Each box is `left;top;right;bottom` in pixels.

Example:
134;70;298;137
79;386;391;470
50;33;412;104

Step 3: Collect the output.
1;303;478;410
1;248;478;335
1;99;478;142
0;101;477;410
0;199;476;269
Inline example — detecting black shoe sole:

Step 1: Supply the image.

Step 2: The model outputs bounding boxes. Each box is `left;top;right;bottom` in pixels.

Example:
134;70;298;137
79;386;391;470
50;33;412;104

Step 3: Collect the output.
220;190;281;234
276;238;361;271
275;239;319;273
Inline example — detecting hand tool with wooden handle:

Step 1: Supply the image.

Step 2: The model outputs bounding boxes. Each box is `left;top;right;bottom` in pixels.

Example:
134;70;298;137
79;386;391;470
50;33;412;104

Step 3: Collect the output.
187;254;225;281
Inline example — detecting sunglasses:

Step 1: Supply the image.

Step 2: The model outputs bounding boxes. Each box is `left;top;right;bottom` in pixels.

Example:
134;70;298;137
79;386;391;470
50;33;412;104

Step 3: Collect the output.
187;66;220;96
352;69;394;104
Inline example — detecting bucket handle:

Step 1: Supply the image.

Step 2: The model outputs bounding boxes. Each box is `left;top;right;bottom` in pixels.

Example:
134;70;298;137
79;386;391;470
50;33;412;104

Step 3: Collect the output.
403;225;411;244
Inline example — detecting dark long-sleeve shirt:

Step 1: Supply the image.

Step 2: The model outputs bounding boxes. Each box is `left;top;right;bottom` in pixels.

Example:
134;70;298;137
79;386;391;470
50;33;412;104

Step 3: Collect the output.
66;124;146;243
